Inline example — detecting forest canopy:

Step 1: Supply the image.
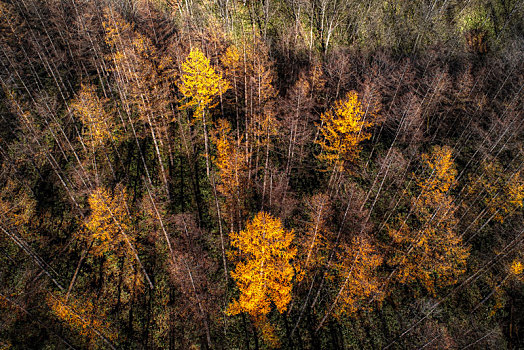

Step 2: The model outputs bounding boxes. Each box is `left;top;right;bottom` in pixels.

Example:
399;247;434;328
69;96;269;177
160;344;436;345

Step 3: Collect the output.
1;0;524;349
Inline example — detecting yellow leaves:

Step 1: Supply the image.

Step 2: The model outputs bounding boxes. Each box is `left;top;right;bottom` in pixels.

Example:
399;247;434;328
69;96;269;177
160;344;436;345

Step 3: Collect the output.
417;145;457;209
84;187;130;257
221;41;277;115
297;194;333;279
468;159;524;223
317;91;377;170
71;84;116;148
211;119;249;222
47;293;116;343
227;212;296;317
511;260;523;276
334;235;383;317
178;47;230;116
388;146;469;295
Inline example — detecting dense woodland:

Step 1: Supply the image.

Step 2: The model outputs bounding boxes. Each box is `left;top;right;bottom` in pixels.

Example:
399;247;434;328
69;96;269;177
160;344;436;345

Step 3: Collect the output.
1;0;524;348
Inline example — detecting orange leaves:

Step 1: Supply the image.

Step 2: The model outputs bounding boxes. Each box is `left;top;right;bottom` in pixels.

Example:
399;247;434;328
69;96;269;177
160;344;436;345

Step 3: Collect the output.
211;119;249;222
47;293;116;344
333;236;383;317
297;194;333;279
178;47;230;116
84;187;130;257
416;145;457;212
388;146;469;294
510;260;523;276
227;212;296;317
317;91;378;170
468;159;524;223
71;84;116;148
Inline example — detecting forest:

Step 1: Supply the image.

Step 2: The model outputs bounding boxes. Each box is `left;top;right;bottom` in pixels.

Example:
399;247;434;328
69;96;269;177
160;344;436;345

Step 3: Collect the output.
0;0;523;348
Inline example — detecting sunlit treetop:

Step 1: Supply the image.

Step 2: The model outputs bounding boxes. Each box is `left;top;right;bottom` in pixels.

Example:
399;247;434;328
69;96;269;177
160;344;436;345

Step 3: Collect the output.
468;159;524;223
71;84;116;148
84;187;131;257
47;293;116;345
227;211;296;317
178;47;230;116
317;91;377;170
511;260;523;276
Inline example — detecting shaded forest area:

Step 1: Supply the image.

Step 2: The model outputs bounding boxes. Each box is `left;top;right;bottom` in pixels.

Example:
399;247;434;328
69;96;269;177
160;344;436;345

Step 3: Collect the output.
1;0;524;348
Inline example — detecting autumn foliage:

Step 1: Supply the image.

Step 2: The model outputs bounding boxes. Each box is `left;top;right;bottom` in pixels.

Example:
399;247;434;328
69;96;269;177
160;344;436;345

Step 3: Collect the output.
2;1;524;349
228;212;296;317
178;47;230;116
389;146;470;294
317;91;377;170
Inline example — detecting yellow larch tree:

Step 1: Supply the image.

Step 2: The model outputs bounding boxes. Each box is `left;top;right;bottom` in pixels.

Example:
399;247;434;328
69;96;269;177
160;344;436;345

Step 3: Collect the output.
388;146;470;294
211;119;249;229
71;84;116;149
178;47;230;177
227;212;296;347
297;193;333;281
317;91;377;170
468;159;524;223
330;236;383;319
47;293;116;348
84;186;131;257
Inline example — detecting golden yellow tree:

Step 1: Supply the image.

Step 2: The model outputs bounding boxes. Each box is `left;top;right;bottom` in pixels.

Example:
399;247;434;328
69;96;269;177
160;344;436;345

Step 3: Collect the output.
178;47;230;114
211;119;249;228
84;187;131;257
297;193;333;281
178;47;230;177
71;84;116;149
317;91;377;170
388;146;470;294
47;293;116;348
316;235;383;330
227;212;296;347
468;159;524;223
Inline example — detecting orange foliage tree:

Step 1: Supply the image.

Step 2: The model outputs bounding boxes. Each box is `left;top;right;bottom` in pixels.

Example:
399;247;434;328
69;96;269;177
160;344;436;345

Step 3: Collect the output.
83;186;150;293
71;84;116;149
317;91;377;170
227;212;296;347
47;293;116;348
84;187;131;257
316;235;383;330
333;236;383;317
468;159;524;223
211;119;249;229
388;146;470;294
